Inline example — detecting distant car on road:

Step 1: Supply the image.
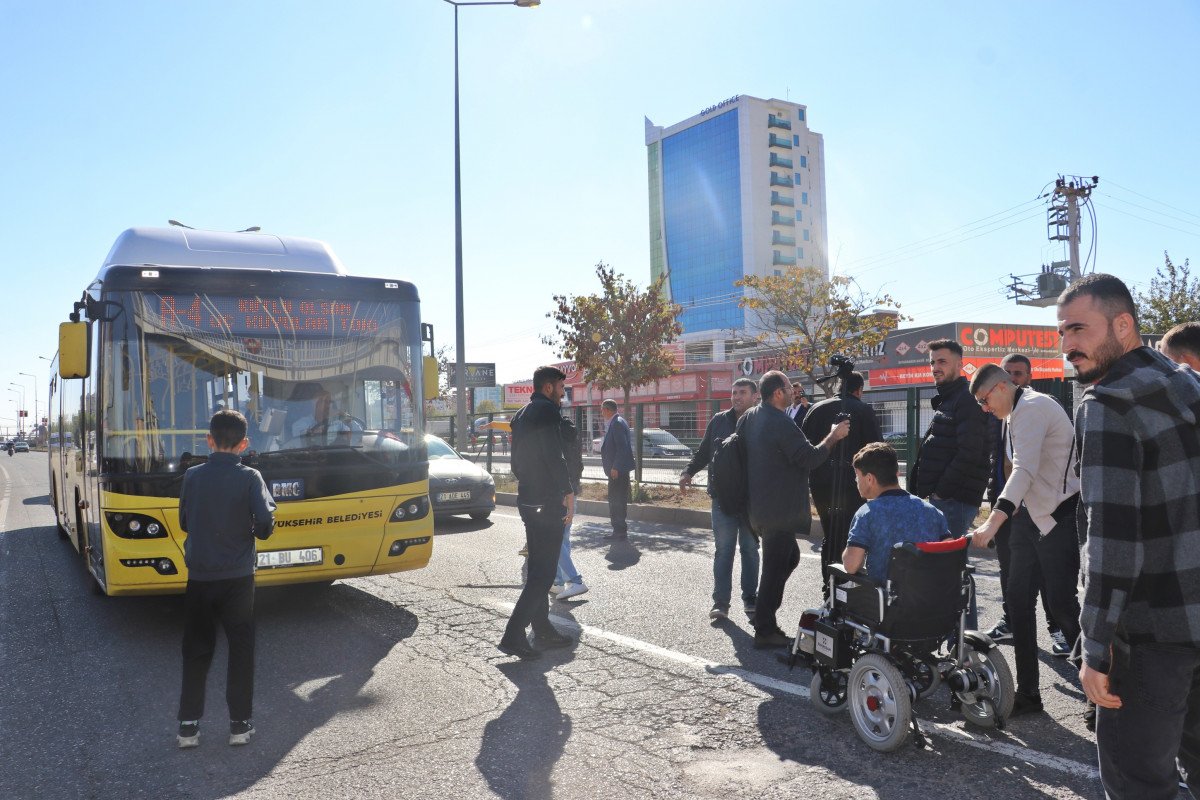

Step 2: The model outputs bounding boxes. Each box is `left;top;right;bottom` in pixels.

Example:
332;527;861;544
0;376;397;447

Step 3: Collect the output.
12;440;29;453
591;427;692;459
427;434;496;521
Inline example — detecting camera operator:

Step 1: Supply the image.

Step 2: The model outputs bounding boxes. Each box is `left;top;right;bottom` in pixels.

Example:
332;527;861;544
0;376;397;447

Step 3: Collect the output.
801;366;882;599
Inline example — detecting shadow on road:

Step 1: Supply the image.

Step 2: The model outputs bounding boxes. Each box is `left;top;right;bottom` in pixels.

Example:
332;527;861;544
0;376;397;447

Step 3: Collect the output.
21;494;51;506
476;637;575;799
0;564;418;800
434;516;495;536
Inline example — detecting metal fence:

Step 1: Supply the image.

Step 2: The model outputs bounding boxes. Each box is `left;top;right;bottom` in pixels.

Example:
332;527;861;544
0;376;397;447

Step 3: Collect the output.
428;378;1075;487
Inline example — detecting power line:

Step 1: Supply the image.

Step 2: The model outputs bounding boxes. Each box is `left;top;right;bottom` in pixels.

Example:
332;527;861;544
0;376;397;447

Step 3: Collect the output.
1097;192;1200;231
835;197;1044;272
846;209;1045;278
1103;179;1200;222
1094;202;1200;240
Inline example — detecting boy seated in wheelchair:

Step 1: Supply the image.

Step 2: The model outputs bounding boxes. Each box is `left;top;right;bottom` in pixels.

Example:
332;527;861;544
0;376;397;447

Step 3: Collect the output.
841;442;949;585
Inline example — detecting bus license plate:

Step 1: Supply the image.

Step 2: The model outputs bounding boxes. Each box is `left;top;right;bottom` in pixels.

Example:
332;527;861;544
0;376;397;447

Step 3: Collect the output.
438;491;471;502
257;547;323;569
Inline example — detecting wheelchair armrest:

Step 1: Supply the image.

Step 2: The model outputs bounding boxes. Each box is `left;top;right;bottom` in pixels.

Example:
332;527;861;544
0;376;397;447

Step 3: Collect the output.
828;564;882;590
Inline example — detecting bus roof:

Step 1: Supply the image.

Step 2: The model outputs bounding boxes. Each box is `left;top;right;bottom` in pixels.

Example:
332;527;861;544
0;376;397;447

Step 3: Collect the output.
98;227;348;279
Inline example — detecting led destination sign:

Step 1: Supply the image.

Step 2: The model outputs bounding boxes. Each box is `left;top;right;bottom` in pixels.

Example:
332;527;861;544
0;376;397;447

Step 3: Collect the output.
146;294;399;338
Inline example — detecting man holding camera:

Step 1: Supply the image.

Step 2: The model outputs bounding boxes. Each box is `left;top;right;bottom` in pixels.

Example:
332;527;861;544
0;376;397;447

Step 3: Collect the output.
802;368;882;599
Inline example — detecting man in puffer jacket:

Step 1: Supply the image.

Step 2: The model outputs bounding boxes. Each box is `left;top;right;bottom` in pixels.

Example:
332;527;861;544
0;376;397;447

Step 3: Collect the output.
1060;274;1200;799
907;338;992;536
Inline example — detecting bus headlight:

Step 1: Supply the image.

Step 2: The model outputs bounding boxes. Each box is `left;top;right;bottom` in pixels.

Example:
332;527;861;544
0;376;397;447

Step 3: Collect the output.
106;512;169;539
390;496;430;522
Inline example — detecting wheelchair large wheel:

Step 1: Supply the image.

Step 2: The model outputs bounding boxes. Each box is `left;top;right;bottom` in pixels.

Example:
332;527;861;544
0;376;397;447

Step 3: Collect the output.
958;643;1015;728
809;669;848;715
847;653;912;752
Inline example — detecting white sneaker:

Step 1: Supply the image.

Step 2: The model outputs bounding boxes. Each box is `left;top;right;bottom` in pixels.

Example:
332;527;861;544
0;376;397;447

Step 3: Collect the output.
550;583;564;595
556;582;589;601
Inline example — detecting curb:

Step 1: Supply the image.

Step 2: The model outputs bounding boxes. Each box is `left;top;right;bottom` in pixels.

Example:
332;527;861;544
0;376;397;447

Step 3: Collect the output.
496;492;830;537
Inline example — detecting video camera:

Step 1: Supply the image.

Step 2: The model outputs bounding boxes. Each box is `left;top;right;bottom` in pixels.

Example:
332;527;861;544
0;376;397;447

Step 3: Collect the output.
828;353;855;380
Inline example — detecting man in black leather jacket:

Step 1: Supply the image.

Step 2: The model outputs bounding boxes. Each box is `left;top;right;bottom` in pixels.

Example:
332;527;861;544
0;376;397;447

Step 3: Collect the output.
801;371;883;598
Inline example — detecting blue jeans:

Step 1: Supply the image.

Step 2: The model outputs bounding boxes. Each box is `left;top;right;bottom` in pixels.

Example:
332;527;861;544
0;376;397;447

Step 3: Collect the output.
711;499;760;609
930;496;980;631
556;520;582;585
1099;638;1200;799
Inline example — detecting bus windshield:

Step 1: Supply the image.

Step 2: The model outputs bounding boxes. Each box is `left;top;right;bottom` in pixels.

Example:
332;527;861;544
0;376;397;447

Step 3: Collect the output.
100;288;425;475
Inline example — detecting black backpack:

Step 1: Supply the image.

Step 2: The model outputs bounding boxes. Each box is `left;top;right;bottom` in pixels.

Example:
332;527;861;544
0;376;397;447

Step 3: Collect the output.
711;419;749;516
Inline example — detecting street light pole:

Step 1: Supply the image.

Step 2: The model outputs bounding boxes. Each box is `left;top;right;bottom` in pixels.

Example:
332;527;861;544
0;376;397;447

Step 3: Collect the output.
19;372;38;441
444;0;540;447
8;384;24;432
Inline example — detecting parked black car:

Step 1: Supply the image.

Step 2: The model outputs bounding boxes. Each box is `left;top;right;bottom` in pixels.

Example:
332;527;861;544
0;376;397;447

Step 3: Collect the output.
427;434;496;521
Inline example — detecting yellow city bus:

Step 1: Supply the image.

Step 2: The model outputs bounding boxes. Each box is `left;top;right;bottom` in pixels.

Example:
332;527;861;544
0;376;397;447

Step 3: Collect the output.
48;226;438;596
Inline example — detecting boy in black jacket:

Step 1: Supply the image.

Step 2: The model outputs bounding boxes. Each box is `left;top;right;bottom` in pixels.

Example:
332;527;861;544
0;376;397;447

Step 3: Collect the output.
176;410;276;748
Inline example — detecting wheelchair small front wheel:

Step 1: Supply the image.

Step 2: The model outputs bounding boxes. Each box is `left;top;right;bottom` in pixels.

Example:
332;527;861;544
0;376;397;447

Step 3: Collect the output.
848;653;912;752
958;643;1015;728
809;669;848;715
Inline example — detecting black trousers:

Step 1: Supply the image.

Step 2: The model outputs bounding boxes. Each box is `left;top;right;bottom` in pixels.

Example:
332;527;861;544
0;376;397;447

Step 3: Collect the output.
812;485;864;599
1007;504;1081;696
505;504;566;640
607;472;630;537
178;575;256;722
995;518;1059;633
755;529;801;635
1099;637;1200;799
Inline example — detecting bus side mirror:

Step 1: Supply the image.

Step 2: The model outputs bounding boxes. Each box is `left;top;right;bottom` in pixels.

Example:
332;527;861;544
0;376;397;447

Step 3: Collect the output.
422;356;439;401
59;321;91;379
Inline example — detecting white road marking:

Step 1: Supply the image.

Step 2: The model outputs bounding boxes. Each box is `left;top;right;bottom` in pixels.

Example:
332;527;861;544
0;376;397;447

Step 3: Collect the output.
490;511;1001;580
0;462;10;533
485;598;1098;781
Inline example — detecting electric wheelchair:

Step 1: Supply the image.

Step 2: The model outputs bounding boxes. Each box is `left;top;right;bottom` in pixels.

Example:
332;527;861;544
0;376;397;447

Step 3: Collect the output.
791;535;1015;752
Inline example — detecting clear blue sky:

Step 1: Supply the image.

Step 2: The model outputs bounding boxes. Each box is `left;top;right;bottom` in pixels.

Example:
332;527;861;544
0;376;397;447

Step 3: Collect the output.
3;0;1198;425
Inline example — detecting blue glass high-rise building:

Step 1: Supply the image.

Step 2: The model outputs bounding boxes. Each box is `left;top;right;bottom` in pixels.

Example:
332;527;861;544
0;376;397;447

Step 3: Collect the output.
646;95;827;359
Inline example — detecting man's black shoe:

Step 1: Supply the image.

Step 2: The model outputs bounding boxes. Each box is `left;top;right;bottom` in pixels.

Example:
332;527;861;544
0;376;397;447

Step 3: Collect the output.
753;629;793;649
532;628;573;649
1084;700;1096;732
497;637;540;660
1009;692;1045;718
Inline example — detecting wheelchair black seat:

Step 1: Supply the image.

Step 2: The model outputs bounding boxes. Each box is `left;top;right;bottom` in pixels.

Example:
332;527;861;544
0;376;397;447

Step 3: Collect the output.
833;536;969;641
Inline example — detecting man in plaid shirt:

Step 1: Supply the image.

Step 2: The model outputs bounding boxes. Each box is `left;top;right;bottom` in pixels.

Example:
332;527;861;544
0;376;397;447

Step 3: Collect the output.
1059;273;1200;798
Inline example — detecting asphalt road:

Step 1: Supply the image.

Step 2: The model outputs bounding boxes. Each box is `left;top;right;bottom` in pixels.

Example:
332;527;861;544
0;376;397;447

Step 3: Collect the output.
0;453;1104;799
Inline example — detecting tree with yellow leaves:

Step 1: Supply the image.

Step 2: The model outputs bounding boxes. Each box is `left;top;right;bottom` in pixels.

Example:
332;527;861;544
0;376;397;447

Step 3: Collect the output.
736;266;904;397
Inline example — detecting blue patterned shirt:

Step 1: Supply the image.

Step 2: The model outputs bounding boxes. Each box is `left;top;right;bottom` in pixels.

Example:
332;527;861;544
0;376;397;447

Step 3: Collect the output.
846;489;949;583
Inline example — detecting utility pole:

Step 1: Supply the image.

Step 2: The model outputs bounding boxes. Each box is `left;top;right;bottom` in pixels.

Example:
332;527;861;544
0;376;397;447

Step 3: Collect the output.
1008;174;1099;307
1047;175;1098;281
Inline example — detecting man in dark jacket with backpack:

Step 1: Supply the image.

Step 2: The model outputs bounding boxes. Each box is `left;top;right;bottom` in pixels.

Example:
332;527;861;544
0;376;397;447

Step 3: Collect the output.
741;370;849;648
680;377;760;623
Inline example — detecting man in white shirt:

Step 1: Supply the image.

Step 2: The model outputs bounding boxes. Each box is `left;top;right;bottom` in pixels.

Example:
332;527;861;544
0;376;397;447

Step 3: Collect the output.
970;363;1081;719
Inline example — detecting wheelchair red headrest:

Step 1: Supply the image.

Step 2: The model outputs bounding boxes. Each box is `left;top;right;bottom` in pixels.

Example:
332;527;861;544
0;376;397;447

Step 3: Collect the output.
913;536;968;553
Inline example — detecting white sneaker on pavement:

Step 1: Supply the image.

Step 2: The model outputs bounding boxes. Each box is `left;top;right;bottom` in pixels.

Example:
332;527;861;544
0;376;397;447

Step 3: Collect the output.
550;583;564;595
556;582;589;601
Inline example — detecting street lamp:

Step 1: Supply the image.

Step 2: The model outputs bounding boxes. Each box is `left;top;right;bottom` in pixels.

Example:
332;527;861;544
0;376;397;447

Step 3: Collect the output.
443;0;540;446
8;383;24;430
18;372;37;427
